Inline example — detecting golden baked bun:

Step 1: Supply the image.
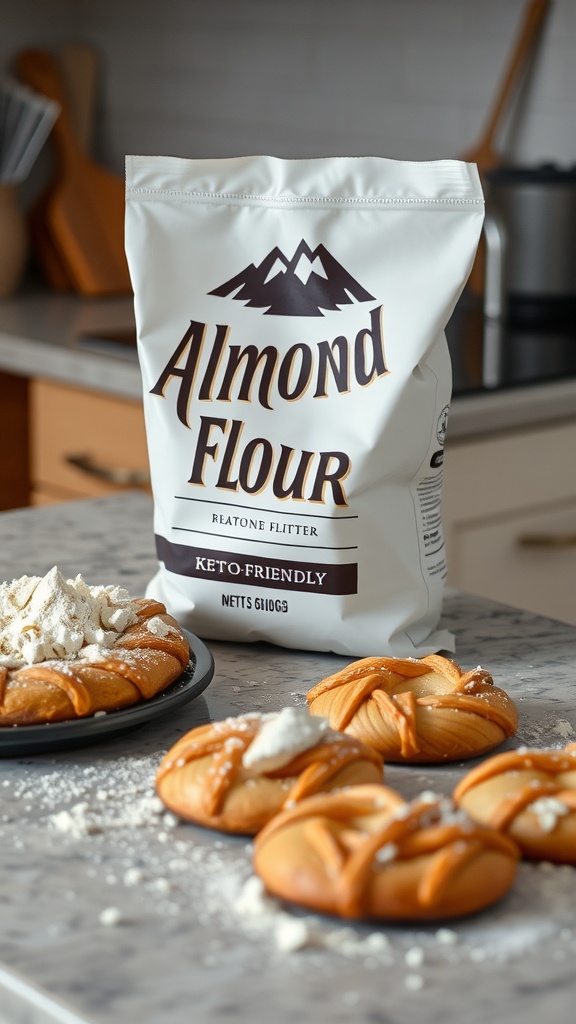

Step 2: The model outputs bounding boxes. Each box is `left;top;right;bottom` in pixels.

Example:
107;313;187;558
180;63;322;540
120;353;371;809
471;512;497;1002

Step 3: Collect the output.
307;654;518;763
453;743;576;864
0;598;190;725
156;707;384;835
253;784;519;921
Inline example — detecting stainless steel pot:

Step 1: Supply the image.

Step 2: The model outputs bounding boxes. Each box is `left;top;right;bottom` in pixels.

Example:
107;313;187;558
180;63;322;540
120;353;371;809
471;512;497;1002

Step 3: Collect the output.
485;164;576;325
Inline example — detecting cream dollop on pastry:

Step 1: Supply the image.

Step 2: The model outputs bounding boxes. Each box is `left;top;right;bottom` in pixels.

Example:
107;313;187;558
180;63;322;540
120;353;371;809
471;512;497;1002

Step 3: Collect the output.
155;707;384;835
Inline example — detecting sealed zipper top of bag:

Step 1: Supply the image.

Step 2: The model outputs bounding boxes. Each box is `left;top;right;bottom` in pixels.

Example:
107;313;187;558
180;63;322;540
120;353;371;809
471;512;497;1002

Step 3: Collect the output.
125;154;484;657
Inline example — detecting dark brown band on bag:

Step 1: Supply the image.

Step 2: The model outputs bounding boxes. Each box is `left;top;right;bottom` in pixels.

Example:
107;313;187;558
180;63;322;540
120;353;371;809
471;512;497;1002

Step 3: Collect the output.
155;535;357;595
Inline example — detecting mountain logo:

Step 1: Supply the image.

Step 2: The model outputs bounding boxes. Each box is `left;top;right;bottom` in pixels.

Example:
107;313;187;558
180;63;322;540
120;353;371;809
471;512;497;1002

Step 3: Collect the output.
208;240;375;316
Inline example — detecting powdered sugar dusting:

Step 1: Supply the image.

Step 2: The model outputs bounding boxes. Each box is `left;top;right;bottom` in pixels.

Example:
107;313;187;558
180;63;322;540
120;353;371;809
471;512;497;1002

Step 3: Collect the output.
527;796;570;833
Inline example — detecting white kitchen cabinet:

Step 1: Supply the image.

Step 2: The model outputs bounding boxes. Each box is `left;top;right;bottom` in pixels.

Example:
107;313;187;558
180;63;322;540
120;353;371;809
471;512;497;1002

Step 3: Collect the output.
442;418;576;625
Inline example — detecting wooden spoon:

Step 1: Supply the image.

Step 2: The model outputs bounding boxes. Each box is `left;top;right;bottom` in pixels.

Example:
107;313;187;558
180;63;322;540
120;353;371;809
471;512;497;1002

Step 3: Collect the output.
461;0;551;174
462;0;551;294
17;49;131;297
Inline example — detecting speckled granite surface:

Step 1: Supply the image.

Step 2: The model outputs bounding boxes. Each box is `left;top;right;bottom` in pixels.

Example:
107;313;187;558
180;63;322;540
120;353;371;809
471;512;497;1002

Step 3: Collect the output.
1;492;576;1024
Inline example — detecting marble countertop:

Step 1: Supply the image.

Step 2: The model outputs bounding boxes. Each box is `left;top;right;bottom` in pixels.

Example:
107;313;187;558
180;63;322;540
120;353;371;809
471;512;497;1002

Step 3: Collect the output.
1;492;576;1024
1;288;576;438
0;288;141;401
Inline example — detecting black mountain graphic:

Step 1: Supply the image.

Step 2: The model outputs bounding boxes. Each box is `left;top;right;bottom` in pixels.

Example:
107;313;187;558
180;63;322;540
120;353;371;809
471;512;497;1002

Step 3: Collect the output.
208;240;374;316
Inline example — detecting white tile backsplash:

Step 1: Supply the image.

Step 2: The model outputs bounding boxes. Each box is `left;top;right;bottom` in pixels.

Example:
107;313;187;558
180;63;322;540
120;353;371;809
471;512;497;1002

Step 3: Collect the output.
2;0;575;177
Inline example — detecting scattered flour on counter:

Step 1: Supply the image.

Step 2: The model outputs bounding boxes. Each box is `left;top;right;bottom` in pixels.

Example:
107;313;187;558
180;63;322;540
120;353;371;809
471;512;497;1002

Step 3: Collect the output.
99;907;123;927
3;751;576;980
516;714;575;748
405;946;424;968
123;868;145;887
48;792;166;836
404;974;425;991
553;719;574;739
50;804;102;838
274;917;315;953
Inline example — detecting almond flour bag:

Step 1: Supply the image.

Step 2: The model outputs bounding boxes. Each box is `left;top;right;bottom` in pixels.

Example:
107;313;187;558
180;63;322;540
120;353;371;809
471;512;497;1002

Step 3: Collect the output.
125;155;483;657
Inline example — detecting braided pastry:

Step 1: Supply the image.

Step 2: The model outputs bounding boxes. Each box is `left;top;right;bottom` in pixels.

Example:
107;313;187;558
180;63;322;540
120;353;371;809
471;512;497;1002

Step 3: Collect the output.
306;654;517;763
253;783;519;921
156;707;384;835
0;569;190;725
453;743;576;864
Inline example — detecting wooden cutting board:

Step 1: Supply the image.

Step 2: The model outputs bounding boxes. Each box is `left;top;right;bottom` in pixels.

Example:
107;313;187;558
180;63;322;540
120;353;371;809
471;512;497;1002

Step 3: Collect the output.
57;42;100;156
26;44;100;291
28;187;72;291
17;49;131;297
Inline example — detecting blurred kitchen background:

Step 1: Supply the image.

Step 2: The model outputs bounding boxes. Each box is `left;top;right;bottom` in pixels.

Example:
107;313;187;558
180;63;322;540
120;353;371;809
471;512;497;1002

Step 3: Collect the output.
0;0;575;625
3;0;575;172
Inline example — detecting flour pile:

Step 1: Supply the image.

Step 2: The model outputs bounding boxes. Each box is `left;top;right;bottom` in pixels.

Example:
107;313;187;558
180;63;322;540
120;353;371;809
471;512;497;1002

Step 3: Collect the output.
0;566;139;668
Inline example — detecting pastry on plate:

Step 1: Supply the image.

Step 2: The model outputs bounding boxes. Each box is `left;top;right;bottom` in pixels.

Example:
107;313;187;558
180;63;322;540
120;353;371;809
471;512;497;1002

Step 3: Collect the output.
253;783;519;920
453;743;576;864
0;567;190;725
156;706;384;835
306;654;517;763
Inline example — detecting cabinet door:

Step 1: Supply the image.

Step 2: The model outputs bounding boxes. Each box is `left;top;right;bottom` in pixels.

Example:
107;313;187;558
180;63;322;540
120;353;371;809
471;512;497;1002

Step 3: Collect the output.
450;501;576;625
31;379;150;503
442;419;576;625
0;371;29;509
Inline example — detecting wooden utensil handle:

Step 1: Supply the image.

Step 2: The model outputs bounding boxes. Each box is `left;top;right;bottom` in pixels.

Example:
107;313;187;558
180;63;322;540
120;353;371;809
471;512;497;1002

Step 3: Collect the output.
16;50;81;167
17;50;66;104
478;0;551;150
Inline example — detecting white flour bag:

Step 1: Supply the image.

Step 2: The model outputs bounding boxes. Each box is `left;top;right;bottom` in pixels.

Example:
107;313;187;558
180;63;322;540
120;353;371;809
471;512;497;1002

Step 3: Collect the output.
125;155;483;657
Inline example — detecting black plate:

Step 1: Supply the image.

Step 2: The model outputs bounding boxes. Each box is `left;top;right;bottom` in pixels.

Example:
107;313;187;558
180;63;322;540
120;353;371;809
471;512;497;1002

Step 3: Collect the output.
0;630;214;757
